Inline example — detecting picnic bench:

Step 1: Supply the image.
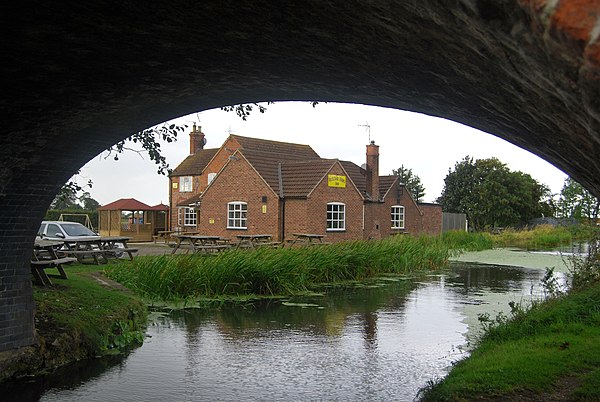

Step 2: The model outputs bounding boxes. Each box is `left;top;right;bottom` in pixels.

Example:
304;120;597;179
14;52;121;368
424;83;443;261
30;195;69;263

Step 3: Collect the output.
32;240;77;286
59;237;108;264
287;233;328;247
235;234;281;249
171;234;232;254
100;236;138;260
152;230;175;244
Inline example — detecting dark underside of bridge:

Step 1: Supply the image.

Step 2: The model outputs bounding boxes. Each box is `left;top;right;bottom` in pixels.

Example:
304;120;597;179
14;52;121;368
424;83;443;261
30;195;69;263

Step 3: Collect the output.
0;1;598;352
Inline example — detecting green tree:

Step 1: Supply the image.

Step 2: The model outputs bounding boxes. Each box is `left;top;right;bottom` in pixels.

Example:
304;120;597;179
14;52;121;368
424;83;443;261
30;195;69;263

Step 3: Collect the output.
557;177;600;221
79;192;101;211
436;156;552;231
392;165;426;202
51;175;90;209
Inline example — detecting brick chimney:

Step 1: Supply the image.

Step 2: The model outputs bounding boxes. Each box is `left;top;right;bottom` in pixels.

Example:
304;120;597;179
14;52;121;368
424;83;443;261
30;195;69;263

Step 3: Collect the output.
365;141;380;201
189;123;205;154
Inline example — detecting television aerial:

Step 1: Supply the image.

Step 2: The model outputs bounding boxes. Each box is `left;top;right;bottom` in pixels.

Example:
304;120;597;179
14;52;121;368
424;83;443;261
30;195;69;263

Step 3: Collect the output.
358;122;371;143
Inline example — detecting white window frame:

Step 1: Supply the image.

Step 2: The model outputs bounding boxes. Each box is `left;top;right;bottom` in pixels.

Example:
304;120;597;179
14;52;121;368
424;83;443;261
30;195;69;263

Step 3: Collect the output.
207;172;217;184
180;207;197;226
227;202;247;229
179;176;193;192
326;202;346;231
391;205;405;229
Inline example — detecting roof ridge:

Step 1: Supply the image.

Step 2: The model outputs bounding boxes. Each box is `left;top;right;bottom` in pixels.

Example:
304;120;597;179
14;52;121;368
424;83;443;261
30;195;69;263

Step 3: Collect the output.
230;134;313;148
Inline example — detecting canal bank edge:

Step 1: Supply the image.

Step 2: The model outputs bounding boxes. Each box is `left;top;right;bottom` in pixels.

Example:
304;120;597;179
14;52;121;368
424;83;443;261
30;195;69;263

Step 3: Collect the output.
0;268;147;383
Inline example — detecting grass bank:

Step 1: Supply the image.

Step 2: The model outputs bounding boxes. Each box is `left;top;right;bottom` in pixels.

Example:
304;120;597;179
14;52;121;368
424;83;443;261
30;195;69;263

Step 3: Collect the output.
420;231;600;401
2;264;147;382
104;235;451;302
419;281;600;401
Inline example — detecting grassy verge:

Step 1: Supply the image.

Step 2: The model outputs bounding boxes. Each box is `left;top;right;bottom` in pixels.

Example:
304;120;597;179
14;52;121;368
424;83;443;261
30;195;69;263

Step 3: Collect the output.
31;264;146;369
420;231;600;401
104;235;452;302
419;281;600;401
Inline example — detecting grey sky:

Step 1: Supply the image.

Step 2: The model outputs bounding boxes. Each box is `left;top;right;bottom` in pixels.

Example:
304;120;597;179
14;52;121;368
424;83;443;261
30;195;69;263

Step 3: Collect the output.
77;102;567;206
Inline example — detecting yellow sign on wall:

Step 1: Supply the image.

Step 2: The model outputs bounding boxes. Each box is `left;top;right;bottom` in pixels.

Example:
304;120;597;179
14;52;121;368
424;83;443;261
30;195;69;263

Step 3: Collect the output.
172;182;178;189
328;174;346;188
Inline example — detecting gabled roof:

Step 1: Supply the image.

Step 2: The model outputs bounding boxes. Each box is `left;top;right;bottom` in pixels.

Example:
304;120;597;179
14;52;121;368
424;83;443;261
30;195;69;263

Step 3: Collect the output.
98;198;152;211
231;135;319;159
149;203;169;211
339;160;367;196
239;148;323;195
171;148;218;176
177;193;202;207
280;159;338;197
379;176;399;199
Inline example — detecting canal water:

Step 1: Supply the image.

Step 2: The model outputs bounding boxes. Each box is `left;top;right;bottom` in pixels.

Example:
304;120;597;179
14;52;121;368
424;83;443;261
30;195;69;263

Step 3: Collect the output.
5;260;566;401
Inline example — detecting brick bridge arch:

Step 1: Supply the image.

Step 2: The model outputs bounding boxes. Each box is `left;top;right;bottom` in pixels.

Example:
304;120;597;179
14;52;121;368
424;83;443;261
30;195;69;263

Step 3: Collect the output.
1;2;599;351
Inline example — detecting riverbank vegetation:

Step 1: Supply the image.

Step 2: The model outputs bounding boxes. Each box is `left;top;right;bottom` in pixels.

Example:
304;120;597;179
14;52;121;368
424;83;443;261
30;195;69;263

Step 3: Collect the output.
4;265;147;382
420;231;600;401
442;224;595;251
104;235;452;302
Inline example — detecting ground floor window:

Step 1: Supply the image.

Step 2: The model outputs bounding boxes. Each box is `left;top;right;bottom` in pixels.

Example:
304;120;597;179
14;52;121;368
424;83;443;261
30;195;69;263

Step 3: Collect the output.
228;202;247;229
179;207;197;226
391;205;405;229
327;202;346;231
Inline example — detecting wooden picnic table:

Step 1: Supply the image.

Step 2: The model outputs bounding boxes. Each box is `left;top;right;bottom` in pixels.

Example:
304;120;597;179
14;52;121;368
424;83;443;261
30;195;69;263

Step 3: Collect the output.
288;233;327;247
235;234;280;249
100;236;138;260
171;234;231;254
153;230;175;244
32;239;77;286
59;237;109;264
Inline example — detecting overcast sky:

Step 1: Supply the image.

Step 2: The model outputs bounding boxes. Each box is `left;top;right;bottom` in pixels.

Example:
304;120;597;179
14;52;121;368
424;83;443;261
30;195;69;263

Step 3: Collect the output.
77;102;568;206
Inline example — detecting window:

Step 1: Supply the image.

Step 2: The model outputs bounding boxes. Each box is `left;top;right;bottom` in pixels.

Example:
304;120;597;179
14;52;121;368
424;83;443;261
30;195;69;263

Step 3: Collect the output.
180;207;197;226
327;202;346;231
207;172;217;184
227;202;247;229
391;205;405;229
180;176;193;192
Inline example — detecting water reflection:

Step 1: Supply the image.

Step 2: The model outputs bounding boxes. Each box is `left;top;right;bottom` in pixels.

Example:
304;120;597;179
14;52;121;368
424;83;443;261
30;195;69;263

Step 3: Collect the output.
2;262;558;401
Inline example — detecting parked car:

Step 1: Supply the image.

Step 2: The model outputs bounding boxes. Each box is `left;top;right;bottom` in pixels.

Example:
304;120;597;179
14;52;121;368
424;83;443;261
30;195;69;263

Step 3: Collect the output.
37;221;100;241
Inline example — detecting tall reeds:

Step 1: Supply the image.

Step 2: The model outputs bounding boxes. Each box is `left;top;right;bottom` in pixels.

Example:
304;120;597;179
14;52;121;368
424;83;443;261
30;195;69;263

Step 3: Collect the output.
104;235;451;301
492;224;594;249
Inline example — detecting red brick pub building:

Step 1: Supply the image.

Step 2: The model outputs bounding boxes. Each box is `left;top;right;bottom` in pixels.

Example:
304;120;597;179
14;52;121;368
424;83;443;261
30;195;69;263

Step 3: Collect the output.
169;125;442;242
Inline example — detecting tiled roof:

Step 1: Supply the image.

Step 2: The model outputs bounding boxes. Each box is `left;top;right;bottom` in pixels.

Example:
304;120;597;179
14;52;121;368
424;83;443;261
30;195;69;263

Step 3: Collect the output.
231;135;319;158
177;193;202;207
98;198;152;210
239;148;323;195
171;148;218;176
339;160;367;195
379;176;399;199
280;159;337;197
149;203;169;211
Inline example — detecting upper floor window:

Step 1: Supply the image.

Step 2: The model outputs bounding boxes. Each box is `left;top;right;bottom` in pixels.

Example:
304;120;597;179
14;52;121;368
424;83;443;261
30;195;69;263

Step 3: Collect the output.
180;176;193;192
391;205;405;229
207;172;217;185
227;202;247;229
327;202;345;231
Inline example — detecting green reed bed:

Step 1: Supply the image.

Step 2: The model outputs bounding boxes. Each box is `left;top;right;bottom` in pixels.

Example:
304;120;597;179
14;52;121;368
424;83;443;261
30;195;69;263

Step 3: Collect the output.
492;224;596;250
104;235;451;301
441;230;494;252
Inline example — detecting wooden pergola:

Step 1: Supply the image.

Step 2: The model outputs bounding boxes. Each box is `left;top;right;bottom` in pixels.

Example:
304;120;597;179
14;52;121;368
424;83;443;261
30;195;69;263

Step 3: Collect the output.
98;198;169;242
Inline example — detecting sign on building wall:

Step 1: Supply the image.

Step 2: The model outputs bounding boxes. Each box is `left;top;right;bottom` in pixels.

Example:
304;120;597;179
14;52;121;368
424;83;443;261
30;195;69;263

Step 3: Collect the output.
328;174;347;188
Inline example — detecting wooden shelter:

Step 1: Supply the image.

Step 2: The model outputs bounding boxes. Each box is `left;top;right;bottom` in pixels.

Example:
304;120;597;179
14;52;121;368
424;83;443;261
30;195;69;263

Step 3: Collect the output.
98;198;169;242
